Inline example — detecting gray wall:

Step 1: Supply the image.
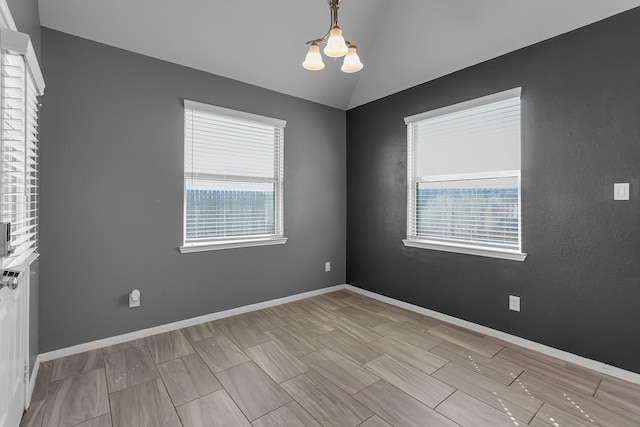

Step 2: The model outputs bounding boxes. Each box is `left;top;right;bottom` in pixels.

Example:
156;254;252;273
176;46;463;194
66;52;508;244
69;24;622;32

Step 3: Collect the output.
39;28;346;352
6;0;41;375
6;0;40;60
346;8;640;373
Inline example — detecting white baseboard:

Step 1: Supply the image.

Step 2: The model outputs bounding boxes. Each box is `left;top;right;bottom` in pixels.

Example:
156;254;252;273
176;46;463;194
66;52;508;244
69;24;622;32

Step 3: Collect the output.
26;355;40;406
37;282;640;385
345;285;640;384
39;284;347;362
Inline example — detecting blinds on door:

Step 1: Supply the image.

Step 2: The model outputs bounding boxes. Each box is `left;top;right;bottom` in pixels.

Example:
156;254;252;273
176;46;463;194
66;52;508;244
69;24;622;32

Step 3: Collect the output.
1;30;44;269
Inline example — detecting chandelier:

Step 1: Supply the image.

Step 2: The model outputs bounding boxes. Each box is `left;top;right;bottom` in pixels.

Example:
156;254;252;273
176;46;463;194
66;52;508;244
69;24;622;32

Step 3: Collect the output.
302;0;363;73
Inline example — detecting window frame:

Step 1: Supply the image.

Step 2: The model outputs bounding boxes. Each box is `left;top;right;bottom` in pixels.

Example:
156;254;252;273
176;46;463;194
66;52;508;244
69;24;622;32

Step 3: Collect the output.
179;100;287;253
402;88;526;261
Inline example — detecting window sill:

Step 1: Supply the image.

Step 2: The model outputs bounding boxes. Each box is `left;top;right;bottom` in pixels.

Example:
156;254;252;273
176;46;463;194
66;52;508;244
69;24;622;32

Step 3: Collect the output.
402;239;527;262
180;237;288;253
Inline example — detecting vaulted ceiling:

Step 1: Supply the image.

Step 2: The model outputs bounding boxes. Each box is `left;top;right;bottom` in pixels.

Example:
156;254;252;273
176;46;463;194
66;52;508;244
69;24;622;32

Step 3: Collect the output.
39;0;640;110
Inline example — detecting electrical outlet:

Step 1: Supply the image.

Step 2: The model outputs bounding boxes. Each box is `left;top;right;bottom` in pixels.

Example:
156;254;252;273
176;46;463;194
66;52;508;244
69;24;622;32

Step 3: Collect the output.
614;183;630;200
129;289;141;308
325;262;331;272
509;295;520;312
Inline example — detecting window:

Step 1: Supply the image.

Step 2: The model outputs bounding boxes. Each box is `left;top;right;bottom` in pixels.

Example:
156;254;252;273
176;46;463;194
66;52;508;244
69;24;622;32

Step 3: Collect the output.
403;88;526;261
1;30;44;269
180;100;286;253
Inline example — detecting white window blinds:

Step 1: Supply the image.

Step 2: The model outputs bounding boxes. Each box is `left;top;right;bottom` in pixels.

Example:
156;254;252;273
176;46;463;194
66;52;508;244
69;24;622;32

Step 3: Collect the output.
183;100;286;248
404;88;525;260
1;32;44;269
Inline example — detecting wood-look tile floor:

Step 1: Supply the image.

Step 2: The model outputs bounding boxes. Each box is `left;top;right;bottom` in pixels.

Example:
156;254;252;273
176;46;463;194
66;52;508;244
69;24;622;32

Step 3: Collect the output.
22;290;640;427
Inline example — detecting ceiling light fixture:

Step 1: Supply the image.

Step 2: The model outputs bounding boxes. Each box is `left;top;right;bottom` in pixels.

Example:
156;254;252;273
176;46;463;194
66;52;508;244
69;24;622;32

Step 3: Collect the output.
302;0;363;73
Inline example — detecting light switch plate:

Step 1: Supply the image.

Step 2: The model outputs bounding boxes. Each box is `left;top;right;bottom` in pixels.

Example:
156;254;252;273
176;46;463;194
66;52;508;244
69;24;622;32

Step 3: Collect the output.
509;295;520;312
614;183;629;200
325;262;331;272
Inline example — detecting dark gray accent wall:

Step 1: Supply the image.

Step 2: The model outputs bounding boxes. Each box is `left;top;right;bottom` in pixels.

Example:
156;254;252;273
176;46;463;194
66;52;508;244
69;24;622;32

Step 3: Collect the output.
6;0;40;60
39;28;346;352
346;8;640;373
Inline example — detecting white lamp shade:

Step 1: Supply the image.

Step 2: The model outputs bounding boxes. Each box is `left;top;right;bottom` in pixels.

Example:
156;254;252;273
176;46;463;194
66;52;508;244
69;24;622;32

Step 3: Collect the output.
323;26;348;58
302;43;325;70
341;46;363;73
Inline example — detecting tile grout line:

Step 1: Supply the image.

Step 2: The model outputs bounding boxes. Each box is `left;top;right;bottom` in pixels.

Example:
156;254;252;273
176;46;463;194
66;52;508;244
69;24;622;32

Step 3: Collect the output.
277;368;325;424
212;364;258;424
100;352;115;427
152;351;184;426
239;317;331;424
591;377;603;398
432;390;491;427
527;396;545;425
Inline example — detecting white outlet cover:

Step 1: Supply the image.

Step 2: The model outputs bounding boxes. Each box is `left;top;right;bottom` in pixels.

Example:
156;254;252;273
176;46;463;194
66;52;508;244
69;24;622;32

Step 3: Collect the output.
509;295;520;312
614;183;629;200
129;289;141;308
325;262;331;272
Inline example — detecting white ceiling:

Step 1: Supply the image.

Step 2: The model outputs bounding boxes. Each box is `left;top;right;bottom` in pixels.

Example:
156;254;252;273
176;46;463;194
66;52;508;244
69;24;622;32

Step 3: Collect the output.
39;0;640;110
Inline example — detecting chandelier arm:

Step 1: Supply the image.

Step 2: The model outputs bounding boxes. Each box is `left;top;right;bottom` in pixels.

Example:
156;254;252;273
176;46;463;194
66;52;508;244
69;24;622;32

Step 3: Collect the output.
305;38;327;46
306;0;340;45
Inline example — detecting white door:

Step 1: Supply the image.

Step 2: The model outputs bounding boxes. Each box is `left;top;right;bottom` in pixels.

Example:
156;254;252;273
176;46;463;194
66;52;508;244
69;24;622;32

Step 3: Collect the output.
0;271;26;427
0;29;35;427
0;13;42;427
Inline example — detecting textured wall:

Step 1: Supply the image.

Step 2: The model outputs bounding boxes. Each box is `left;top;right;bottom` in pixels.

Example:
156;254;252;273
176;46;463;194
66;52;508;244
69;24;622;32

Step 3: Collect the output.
39;28;346;352
347;9;640;373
